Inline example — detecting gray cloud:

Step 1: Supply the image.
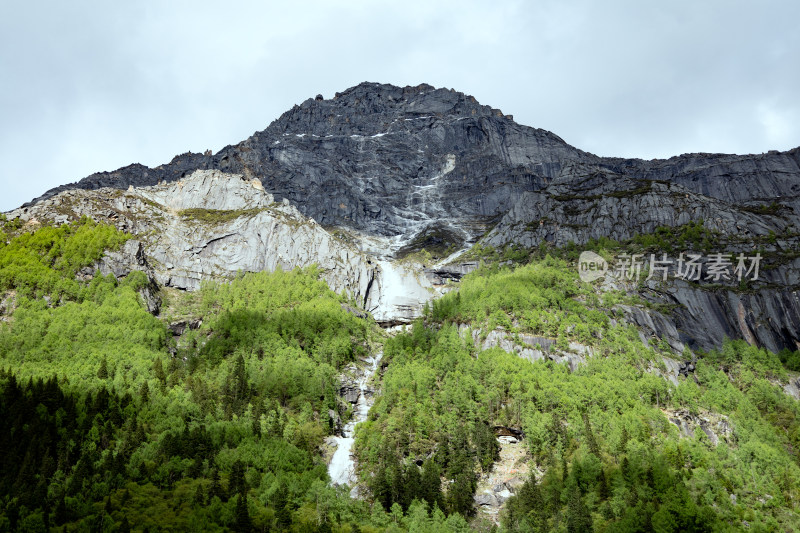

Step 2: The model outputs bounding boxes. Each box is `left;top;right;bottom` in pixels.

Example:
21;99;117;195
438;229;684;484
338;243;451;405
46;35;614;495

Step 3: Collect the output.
1;0;798;211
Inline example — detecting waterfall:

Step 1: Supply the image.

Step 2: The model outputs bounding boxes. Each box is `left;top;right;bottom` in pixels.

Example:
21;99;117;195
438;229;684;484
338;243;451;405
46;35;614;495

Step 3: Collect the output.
328;351;382;492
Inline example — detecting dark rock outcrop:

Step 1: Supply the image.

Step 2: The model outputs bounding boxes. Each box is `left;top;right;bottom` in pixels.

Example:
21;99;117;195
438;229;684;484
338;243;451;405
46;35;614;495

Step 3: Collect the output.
168;319;202;337
481;162;800;353
24;83;800;248
12;81;800;353
23;83;595;248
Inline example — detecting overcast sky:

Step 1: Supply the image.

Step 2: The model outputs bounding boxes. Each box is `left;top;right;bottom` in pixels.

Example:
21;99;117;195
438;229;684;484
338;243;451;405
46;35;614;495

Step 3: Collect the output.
1;0;798;212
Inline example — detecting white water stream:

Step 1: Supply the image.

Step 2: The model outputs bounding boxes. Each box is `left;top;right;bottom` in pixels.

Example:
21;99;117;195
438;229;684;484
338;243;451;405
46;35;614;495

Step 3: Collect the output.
328;351;382;491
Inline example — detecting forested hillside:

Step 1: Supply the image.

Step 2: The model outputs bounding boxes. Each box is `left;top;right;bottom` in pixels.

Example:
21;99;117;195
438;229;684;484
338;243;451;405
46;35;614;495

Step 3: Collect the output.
1;217;799;531
0;218;384;531
357;260;800;531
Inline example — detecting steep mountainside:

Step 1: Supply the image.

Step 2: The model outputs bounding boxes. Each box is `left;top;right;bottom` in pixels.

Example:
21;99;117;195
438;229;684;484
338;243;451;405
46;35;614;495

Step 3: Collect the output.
27;83;594;251
14;81;800;352
482;163;800;352
9;170;435;324
25;82;800;245
3;82;800;532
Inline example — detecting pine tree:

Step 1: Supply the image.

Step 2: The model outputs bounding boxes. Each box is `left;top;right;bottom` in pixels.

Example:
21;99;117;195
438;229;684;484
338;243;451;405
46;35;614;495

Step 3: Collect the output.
230;460;247;498
371;463;392;511
139;381;150;404
617;426;629;458
401;462;421;509
273;482;292;529
54;496;67;525
234;494;253;533
188;456;203;478
566;485;592;533
97;356;108;379
550;409;567;448
209;467;225;501
504;471;547;532
420;459;442;509
475;421;499;472
385;456;403;509
153;358;166;390
622;457;633;486
193;483;206;506
582;412;600;456
448;472;475;517
372;445;403;510
231;353;250;415
598;468;611;500
251;399;263;438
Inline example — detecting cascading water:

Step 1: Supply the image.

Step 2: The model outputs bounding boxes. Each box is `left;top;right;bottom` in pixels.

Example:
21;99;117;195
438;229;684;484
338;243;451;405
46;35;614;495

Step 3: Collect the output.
328;351;382;492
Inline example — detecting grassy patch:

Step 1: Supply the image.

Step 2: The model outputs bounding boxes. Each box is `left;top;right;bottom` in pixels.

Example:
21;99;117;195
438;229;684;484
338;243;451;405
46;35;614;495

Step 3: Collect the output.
740;201;783;216
178;207;263;224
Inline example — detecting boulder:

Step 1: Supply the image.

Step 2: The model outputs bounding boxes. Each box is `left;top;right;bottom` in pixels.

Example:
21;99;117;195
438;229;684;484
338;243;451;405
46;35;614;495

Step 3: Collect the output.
474;492;498;507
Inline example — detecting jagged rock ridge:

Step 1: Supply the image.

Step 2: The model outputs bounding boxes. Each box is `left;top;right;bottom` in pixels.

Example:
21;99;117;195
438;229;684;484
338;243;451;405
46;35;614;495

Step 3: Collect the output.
25;82;800;247
12;82;800;350
24;82;597;252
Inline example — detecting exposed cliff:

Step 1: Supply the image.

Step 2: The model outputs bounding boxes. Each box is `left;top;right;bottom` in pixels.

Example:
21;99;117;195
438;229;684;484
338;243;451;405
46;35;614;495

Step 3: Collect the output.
25;83;800;248
8;170;435;324
11;82;800;350
482;163;800;352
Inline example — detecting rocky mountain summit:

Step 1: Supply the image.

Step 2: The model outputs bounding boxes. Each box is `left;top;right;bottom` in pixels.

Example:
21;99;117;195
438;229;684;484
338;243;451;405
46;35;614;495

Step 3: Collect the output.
26;82;800;245
24;82;596;253
11;82;800;351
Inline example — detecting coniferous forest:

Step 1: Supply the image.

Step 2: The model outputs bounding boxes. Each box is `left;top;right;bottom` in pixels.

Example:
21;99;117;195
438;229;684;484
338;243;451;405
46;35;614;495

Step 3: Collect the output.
1;216;800;532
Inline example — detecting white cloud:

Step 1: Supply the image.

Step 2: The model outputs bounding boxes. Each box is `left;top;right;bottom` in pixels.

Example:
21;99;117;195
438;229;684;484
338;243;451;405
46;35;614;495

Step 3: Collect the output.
1;0;798;211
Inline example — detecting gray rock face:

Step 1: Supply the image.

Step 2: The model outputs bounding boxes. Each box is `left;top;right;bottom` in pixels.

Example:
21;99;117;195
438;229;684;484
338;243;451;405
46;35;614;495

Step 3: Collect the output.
75;239;162;314
659;282;800;353
96;240;151;278
784;379;800;401
619;304;685;353
366;260;435;324
340;386;360;405
10;81;800;352
665;409;734;446
464;325;597;372
138;169;274;211
9;170;436;323
603;149;800;205
483;164;792;249
474;492;498;507
424;261;480;285
24;83;595;249
0;292;17;322
480;163;800;353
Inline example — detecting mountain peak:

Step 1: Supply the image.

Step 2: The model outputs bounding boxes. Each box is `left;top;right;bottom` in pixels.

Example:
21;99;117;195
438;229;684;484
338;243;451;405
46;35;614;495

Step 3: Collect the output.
18;82;800;252
265;81;505;138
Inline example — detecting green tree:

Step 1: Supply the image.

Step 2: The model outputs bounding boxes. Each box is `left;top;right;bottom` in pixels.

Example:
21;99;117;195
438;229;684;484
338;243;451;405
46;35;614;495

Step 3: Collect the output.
97;356;108;379
234;494;253;533
420;459;442;509
153;358;167;390
566;485;592;533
